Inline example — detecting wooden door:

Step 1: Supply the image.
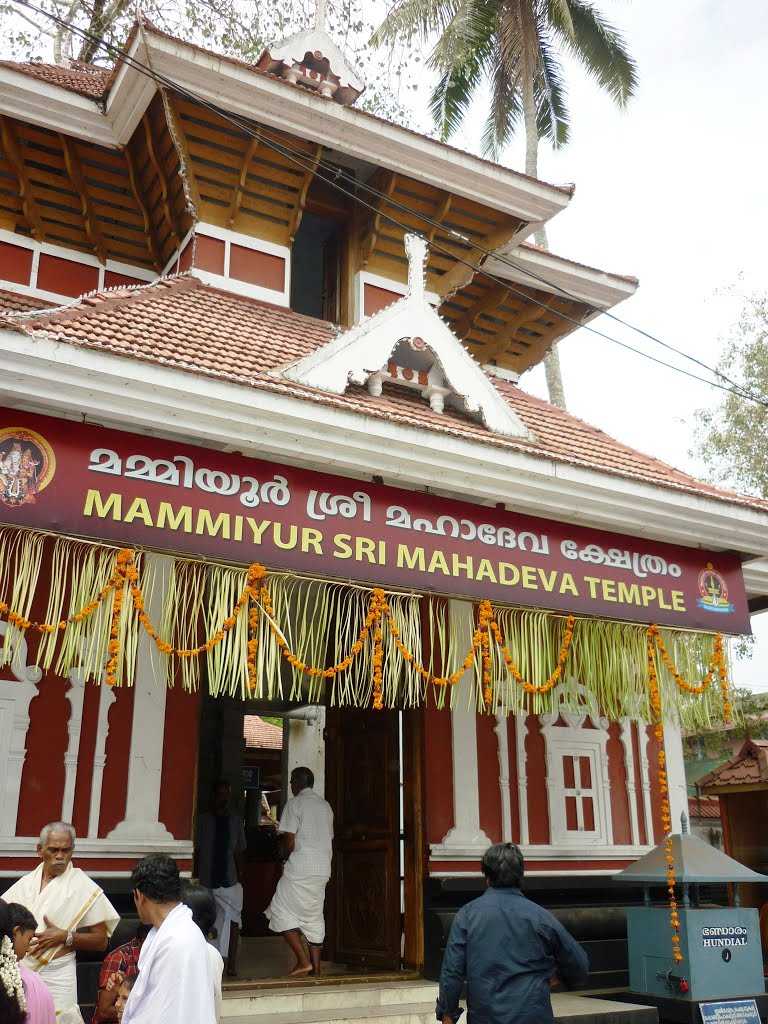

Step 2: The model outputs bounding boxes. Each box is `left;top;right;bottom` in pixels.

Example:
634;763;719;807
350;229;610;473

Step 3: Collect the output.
325;708;401;969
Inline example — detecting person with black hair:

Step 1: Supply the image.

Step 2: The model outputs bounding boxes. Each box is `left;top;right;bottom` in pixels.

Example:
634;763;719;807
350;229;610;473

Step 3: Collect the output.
265;766;334;976
92;924;150;1024
7;903;55;1023
181;883;223;1023
0;899;27;1024
437;843;589;1024
121;855;216;1024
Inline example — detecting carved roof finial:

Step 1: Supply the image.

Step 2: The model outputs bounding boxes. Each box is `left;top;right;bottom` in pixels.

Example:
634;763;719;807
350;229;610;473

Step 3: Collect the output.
405;234;427;302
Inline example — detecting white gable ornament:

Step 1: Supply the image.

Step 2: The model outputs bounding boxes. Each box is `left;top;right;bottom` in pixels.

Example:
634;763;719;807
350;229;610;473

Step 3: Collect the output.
282;234;532;439
258;0;365;106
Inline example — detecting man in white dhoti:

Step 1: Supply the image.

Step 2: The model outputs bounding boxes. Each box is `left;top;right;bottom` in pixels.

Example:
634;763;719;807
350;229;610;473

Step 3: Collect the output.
196;780;245;976
3;822;119;1024
265;767;333;976
122;854;216;1024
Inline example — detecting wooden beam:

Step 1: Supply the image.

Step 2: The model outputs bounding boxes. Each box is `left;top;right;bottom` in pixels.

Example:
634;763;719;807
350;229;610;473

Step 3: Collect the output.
433;217;523;299
426;191;452;243
360;171;398;268
142;113;181;248
288;143;322;242
122;143;162;270
59;134;107;264
0;116;44;241
162;90;201;215
451;283;510;338
226;135;260;228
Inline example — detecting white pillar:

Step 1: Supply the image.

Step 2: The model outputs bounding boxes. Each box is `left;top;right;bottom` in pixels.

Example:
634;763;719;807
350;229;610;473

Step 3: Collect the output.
88;682;116;838
663;717;688;834
287;707;326;798
107;553;174;842
434;600;490;856
0;624;41;837
619;718;641;847
494;713;512;843
61;671;85;824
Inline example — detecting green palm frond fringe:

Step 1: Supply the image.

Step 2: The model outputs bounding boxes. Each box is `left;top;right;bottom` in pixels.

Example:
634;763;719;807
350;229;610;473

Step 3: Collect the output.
0;527;736;726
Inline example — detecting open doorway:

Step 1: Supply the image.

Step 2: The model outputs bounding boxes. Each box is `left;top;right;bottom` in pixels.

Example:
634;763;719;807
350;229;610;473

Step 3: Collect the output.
194;693;423;982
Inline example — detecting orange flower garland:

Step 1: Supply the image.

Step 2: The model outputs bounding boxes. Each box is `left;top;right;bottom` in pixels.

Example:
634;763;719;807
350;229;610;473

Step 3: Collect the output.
490;613;576;695
649;625;721;695
647;632;683;964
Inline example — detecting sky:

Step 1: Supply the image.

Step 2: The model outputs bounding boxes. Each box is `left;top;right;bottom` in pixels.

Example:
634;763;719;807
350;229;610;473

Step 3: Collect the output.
403;0;768;692
1;0;767;687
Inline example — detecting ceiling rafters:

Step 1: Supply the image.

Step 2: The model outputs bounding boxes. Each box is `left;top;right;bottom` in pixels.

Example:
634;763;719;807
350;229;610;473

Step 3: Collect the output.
142;112;181;249
426;191;452;243
360;170;398;268
59;133;107;264
226;135;260;228
452;283;511;339
433;217;524;299
122;143;162;269
0;115;45;241
288;142;323;242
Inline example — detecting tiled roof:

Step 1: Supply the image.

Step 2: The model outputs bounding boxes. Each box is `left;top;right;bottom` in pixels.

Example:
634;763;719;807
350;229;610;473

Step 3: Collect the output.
0;288;55;314
688;795;721;820
2;273;766;512
0;60;110;99
243;715;283;750
699;739;768;789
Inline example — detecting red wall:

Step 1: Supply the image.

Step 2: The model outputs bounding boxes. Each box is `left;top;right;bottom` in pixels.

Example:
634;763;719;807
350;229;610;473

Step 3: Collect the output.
424;698;454;845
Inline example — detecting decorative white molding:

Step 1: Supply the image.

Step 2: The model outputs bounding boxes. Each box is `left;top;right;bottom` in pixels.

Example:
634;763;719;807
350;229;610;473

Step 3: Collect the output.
515;714;529;845
540;682;613;848
107;553;174;843
620;718;641;847
284;235;531;438
88;681;117;838
61;670;86;824
0;837;192;857
639;722;655;844
0;624;41;838
434;601;491;856
494;713;512;843
430;842;653;861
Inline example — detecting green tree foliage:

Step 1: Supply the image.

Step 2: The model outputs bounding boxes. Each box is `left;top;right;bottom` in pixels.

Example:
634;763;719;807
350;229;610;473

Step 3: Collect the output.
372;0;637;161
685;688;768;761
694;290;768;497
0;0;415;123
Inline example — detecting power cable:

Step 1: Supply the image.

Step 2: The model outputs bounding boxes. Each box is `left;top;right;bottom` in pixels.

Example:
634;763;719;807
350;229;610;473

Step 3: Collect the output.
9;0;768;407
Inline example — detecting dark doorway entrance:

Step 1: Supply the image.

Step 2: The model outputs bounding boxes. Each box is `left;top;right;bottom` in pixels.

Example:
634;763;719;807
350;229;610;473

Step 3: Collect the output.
324;708;402;969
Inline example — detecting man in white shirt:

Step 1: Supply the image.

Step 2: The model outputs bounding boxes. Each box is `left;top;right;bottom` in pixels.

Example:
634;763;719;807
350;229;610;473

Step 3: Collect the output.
265;767;334;976
122;855;216;1024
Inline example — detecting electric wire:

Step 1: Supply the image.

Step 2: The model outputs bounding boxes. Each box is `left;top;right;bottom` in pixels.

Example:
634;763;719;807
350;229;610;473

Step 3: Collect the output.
9;0;768;407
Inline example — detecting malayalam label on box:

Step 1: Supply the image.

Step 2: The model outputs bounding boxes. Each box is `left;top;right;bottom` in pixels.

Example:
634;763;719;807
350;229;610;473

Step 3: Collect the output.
700;999;761;1024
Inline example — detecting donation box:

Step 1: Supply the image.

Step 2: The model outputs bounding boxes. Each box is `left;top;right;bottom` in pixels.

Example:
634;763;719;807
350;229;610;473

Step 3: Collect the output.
626;907;764;1002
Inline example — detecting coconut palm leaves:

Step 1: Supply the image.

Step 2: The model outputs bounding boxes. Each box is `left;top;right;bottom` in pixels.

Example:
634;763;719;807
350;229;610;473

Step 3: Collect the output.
373;0;637;161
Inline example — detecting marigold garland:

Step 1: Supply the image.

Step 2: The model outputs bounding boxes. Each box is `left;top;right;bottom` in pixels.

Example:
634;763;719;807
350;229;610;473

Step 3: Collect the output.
0;546;733;724
647;632;683;964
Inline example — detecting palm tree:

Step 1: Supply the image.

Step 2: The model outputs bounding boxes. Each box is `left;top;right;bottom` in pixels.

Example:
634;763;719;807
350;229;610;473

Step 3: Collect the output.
372;0;637;409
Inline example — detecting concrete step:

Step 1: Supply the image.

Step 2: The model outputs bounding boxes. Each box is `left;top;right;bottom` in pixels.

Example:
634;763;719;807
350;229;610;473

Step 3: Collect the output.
222;981;438;1018
221;983;658;1024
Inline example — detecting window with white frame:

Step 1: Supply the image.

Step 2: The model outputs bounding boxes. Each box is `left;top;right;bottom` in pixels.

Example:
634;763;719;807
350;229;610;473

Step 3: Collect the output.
540;683;613;848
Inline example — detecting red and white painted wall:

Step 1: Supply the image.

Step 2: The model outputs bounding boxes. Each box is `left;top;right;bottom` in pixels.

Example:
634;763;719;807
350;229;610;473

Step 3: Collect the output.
0;553;198;879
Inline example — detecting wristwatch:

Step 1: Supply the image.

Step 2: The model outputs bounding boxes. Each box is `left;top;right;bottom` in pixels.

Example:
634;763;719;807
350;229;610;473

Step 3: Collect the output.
65;930;74;948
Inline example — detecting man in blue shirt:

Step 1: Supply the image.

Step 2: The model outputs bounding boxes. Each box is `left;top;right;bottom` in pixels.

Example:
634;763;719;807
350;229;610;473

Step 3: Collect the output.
437;843;589;1024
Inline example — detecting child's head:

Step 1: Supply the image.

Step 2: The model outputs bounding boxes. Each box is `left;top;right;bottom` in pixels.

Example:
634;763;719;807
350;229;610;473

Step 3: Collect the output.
7;904;37;960
115;974;136;1021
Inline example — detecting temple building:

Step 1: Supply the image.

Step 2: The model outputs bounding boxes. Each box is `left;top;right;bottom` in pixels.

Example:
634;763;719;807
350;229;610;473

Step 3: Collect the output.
1;14;767;999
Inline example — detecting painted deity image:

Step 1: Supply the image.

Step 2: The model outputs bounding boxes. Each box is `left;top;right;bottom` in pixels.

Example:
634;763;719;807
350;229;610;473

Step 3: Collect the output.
0;436;45;507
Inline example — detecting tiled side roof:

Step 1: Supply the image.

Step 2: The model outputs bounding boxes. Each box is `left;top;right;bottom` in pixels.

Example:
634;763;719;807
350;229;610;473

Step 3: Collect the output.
0;60;110;99
243;715;283;750
0;288;55;314
3;274;766;512
688;795;721;820
699;739;768;789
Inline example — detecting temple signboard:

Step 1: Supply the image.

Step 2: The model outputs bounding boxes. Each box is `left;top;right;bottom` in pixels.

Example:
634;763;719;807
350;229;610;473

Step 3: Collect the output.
0;408;750;633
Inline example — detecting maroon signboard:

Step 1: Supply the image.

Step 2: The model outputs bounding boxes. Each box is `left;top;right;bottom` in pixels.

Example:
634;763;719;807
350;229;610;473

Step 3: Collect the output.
0;408;750;633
